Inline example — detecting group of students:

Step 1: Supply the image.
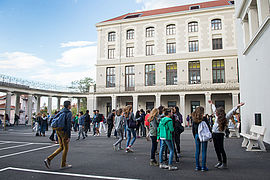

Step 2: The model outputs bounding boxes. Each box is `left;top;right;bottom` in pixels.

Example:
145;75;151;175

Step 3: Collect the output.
33;113;50;136
110;100;244;172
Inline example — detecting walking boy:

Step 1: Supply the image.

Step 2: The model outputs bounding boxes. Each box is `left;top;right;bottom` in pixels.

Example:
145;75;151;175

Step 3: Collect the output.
44;101;72;169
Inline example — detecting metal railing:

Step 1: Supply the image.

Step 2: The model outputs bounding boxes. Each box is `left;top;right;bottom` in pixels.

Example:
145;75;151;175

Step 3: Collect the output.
0;74;81;93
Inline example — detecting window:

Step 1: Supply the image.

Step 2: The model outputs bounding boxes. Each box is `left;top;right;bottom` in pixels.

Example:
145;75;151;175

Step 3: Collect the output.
106;67;115;88
146;27;154;37
190;5;200;10
213;59;225;83
189;40;199;52
189;61;201;84
215;101;225;109
166;24;176;35
127;29;134;39
166;63;177;85
146;44;154;56
126;47;134;57
211;19;222;30
168;101;177;108
191;101;200;112
108;48;115;59
124;13;142;19
108;32;116;42
145;64;155;86
167;42;176;54
146;102;154;110
212;38;223;50
125;66;135;91
188;21;198;32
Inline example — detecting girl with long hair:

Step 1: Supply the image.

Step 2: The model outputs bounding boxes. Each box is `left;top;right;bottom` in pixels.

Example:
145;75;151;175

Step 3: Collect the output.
125;105;137;152
192;106;211;172
208;100;245;169
149;108;159;166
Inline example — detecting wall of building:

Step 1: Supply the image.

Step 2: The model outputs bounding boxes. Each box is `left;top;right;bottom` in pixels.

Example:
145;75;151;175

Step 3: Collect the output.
236;0;270;143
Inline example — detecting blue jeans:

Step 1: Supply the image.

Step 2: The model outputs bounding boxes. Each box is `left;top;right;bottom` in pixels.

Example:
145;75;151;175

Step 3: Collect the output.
195;134;208;168
126;128;136;148
159;140;174;165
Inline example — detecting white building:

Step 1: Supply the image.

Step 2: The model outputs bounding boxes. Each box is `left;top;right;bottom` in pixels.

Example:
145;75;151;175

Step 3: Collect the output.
88;0;240;125
235;0;270;144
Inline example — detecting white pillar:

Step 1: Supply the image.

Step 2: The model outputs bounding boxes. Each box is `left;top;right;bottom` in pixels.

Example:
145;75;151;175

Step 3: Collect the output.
242;19;250;46
133;95;138;113
5;92;12;121
205;92;212;115
248;6;259;38
15;93;21;115
155;93;161;108
57;97;61;111
36;96;41;113
48;96;52;116
232;93;239;108
87;94;95;116
257;0;270;26
179;94;185;126
77;98;81;113
111;95;117;110
27;94;33;125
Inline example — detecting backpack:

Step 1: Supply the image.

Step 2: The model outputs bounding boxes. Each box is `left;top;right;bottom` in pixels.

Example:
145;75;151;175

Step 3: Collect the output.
51;111;67;130
198;121;212;142
128;113;136;128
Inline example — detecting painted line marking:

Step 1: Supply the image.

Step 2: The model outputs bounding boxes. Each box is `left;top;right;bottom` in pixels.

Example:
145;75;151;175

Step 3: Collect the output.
0;144;58;159
0;141;52;145
0;143;33;151
0;142;10;145
0;167;141;180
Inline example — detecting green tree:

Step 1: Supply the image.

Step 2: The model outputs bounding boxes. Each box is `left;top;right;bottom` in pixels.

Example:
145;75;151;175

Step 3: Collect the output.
71;77;95;112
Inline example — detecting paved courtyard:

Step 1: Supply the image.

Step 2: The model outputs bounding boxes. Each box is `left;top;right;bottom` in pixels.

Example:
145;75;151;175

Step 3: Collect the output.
0;126;269;180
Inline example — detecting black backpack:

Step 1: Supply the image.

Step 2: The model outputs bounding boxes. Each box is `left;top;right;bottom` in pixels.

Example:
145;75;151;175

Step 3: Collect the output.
128;113;136;128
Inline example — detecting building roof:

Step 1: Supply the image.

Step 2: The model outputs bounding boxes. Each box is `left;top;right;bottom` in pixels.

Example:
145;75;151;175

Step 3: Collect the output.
99;0;233;24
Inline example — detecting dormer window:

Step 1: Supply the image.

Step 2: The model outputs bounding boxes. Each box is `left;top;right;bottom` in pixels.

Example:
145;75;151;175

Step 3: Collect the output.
190;5;200;10
124;13;142;19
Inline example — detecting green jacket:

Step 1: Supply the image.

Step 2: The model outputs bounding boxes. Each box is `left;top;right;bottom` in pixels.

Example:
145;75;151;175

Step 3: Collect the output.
157;117;174;140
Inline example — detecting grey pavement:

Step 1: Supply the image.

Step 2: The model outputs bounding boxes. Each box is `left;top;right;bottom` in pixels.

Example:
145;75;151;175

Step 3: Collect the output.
0;126;269;180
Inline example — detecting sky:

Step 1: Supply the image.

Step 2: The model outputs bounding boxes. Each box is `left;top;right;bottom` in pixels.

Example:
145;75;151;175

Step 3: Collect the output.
0;0;213;87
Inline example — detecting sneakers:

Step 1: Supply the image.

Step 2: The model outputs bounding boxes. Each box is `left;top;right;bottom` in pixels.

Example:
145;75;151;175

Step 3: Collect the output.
150;160;159;166
60;163;72;170
168;165;178;171
201;167;209;172
159;163;169;169
218;163;228;169
195;166;201;171
118;147;124;150
44;158;51;169
125;146;133;153
214;162;222;168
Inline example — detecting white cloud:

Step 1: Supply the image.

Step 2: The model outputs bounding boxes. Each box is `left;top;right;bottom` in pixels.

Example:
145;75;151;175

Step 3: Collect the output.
136;0;215;10
60;41;96;48
56;45;97;68
0;52;46;69
0;43;97;86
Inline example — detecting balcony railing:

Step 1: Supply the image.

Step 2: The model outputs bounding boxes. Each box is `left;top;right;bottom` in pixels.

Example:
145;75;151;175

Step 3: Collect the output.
0;74;81;93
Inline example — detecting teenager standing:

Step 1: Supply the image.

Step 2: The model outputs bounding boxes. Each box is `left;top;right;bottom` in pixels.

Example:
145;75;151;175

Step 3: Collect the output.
158;109;178;171
209;100;245;169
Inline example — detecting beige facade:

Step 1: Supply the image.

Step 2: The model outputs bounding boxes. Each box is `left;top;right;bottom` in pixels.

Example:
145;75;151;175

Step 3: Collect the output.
90;2;240;125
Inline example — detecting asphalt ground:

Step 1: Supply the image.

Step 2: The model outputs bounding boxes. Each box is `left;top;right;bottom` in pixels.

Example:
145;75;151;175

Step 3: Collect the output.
0;126;269;180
